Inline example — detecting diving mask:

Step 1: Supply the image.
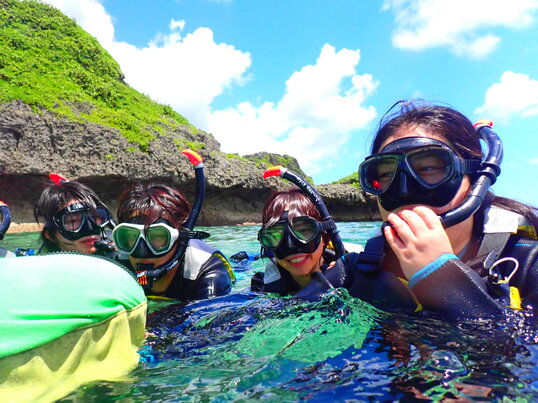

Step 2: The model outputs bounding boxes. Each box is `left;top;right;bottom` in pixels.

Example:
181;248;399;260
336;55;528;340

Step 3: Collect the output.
359;137;481;211
113;220;210;258
258;212;332;259
51;202;111;241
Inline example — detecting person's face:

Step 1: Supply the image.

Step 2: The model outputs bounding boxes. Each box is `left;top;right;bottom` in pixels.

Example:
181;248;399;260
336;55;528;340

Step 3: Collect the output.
275;236;325;279
128;243;178;270
47;199;102;254
51;230;101;254
269;205;326;282
377;127;471;220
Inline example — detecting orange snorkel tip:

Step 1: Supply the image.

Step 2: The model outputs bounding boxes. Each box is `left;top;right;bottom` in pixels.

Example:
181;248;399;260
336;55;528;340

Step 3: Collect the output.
263;165;286;179
474;120;494;129
182;149;204;167
49;173;69;185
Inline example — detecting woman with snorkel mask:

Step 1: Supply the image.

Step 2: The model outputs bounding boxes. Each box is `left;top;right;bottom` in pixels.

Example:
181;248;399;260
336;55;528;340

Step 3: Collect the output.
34;178;114;255
113;184;234;300
252;189;334;295
297;100;538;319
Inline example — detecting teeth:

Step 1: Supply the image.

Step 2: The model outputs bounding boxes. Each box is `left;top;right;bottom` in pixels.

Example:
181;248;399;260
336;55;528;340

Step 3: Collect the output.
290;256;306;263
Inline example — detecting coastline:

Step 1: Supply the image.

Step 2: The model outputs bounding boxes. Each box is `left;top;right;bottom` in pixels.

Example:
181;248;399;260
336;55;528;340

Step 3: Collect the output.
7;223;43;233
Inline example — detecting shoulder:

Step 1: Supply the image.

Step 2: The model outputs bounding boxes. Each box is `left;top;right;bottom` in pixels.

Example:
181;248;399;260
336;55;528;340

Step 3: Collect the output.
184;240;234;281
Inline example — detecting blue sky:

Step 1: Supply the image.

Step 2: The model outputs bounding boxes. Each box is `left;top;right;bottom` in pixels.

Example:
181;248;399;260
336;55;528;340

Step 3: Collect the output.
44;0;538;205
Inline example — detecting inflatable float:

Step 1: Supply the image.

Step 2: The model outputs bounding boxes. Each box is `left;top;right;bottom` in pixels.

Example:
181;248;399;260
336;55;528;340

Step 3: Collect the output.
0;253;147;402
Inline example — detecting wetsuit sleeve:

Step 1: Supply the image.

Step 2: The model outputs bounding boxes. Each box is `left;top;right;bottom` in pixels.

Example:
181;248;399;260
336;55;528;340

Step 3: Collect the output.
193;253;234;300
409;255;506;318
509;238;538;314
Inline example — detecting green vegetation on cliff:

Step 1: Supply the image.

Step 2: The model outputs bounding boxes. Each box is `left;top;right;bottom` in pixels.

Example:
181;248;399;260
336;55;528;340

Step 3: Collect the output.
331;171;361;189
0;0;193;151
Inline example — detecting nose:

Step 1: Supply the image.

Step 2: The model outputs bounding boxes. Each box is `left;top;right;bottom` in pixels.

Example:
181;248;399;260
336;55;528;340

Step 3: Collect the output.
398;171;410;196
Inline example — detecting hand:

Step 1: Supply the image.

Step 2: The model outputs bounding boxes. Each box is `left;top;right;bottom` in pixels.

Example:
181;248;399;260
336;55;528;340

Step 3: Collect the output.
384;206;454;279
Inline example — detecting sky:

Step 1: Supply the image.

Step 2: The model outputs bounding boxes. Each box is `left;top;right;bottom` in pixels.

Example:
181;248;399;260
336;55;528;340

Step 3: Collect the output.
42;0;538;205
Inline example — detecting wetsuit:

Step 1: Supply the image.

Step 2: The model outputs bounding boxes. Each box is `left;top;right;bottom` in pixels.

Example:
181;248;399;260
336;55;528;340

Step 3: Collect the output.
251;260;304;296
121;239;235;301
251;243;365;296
296;207;538;319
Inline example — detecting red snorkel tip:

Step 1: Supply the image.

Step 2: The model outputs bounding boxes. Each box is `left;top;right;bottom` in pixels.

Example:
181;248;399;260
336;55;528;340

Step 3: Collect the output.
49;173;69;185
474;120;493;129
182;149;204;167
263;165;285;179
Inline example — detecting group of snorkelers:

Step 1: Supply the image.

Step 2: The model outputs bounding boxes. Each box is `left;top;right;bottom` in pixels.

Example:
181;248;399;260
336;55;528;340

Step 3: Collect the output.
1;100;538;320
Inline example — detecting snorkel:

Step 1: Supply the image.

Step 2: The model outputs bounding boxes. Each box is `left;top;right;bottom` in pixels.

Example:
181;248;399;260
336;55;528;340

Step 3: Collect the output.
263;166;346;259
135;150;207;288
0;201;11;241
440;120;503;228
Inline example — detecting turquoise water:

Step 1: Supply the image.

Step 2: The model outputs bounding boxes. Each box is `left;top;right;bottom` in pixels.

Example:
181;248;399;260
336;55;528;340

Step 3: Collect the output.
3;222;538;401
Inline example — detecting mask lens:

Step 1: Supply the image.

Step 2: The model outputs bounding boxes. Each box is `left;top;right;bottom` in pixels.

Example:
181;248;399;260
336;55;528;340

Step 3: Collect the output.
114;225;142;252
259;223;286;249
290;217;318;242
94;207;111;227
360;156;399;194
147;225;172;253
408;148;453;187
62;211;84;232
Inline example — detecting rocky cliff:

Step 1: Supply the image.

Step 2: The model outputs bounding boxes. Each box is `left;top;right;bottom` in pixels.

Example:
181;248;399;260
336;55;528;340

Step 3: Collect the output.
0;100;379;226
0;0;379;227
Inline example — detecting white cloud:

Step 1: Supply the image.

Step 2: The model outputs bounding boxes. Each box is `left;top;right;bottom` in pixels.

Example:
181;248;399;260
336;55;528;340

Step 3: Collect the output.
475;71;538;122
41;1;378;175
206;44;378;175
42;0;251;126
383;0;538;58
530;158;538;165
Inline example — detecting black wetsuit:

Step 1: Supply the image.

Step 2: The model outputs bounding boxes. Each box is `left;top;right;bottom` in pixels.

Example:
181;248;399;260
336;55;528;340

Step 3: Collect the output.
251;262;303;296
120;239;235;301
296;209;538;319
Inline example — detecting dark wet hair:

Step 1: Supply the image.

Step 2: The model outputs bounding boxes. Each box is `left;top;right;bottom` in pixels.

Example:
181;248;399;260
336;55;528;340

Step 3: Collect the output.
117;184;191;230
262;188;322;227
34;180;105;245
372;99;538;233
34;181;103;226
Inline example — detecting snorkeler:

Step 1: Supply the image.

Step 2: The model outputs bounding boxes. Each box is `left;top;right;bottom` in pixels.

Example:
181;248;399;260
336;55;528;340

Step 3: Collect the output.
252;166;358;295
251;188;334;295
297;100;538;319
0;201;15;257
113;183;235;300
34;175;115;255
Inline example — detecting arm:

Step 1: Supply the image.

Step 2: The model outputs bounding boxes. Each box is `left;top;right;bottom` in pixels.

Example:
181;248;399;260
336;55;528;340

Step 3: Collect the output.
385;207;507;318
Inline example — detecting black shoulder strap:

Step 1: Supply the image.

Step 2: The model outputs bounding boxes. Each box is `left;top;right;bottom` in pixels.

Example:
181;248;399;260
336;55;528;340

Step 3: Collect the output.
477;232;512;270
354;235;386;273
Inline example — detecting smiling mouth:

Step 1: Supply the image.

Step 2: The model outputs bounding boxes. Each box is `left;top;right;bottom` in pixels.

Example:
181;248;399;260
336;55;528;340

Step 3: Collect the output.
286;255;308;266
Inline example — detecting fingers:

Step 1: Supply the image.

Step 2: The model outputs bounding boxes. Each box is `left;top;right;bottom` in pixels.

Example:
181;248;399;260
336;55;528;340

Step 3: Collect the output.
384;224;405;250
412;206;443;231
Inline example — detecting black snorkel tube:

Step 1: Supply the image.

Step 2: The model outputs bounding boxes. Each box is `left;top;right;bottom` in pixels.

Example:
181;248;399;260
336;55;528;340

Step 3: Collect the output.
135;150;207;289
263;166;346;259
440;120;503;228
0;201;11;241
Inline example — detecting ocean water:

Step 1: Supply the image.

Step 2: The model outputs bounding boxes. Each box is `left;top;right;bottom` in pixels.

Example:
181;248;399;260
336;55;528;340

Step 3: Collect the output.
3;222;538;401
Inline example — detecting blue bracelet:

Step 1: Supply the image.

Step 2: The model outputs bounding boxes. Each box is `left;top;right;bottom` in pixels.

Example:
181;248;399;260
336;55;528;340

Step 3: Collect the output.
408;253;458;289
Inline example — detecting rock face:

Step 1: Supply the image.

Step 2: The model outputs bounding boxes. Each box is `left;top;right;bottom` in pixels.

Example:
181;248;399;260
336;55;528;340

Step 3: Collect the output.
0;100;379;226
